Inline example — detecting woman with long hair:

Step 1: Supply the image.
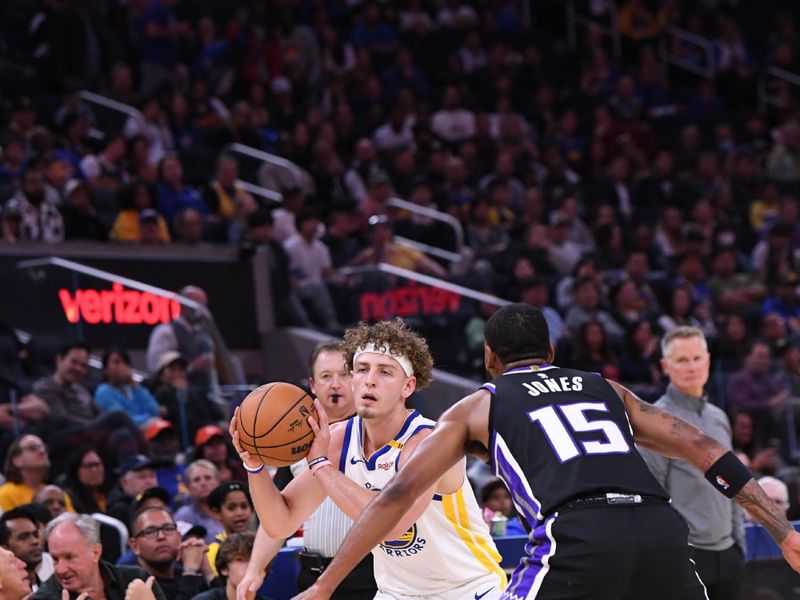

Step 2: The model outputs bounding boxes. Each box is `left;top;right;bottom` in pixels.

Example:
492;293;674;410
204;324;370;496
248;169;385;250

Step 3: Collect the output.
569;319;620;381
63;446;110;514
619;319;662;401
658;283;716;339
714;312;751;373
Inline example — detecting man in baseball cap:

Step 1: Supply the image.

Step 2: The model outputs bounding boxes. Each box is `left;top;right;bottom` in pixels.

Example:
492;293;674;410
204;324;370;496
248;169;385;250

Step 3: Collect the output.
155;351;188;375
194;425;224;448
192;425;247;482
134;487;172;514
143;420;185;504
106;455;157;531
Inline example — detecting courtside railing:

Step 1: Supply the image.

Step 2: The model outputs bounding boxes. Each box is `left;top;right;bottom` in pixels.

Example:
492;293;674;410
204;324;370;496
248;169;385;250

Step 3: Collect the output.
759;66;800;113
78;90;144;140
236;179;283;204
223;143;308;194
566;0;621;59
658;26;716;79
339;262;511;308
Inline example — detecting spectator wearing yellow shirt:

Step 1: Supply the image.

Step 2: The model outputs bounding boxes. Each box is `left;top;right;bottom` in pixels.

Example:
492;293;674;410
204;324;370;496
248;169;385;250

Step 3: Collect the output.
485;180;514;232
749;181;781;234
349;215;448;279
110;181;170;243
618;0;669;42
0;435;74;513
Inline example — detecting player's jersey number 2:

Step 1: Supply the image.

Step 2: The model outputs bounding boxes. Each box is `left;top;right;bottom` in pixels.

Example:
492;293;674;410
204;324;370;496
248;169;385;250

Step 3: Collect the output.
527;402;631;463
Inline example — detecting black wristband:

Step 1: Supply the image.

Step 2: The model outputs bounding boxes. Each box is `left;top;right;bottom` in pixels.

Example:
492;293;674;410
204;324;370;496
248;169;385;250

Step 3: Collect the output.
704;451;752;498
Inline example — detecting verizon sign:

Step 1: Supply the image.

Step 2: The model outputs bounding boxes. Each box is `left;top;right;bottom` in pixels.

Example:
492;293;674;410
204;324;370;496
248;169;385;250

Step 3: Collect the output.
58;282;181;325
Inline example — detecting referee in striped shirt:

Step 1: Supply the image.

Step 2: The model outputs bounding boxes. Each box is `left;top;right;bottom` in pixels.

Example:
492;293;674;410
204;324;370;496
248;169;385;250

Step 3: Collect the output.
273;341;376;599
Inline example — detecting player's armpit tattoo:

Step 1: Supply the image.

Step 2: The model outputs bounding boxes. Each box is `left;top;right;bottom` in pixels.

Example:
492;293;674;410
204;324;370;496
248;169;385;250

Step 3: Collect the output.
734;480;793;544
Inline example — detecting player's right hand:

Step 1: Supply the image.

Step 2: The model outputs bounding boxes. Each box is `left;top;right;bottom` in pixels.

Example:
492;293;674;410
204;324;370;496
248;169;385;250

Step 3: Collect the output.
229;407;261;471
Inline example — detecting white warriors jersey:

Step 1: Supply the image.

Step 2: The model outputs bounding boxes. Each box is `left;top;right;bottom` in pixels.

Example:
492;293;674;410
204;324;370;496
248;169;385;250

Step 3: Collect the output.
339;410;507;596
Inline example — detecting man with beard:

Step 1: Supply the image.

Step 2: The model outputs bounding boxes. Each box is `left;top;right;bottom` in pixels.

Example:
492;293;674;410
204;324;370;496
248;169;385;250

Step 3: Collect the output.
0;507;52;591
2;166;63;243
128;508;209;600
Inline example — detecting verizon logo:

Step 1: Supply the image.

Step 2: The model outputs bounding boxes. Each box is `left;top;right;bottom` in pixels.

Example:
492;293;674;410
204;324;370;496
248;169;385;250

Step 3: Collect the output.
58;282;181;325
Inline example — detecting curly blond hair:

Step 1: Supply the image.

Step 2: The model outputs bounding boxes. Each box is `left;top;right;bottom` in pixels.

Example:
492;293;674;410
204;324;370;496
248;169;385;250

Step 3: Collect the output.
341;318;434;390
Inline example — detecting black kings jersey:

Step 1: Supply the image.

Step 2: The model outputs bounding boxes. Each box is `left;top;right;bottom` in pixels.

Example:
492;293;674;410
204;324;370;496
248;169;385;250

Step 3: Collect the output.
486;365;668;525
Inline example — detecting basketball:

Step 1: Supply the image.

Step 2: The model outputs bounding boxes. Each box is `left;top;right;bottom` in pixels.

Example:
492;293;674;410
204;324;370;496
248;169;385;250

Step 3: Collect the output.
236;381;317;467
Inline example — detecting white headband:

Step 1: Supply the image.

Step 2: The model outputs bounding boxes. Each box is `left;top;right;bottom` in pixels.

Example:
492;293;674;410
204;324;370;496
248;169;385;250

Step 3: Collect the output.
353;342;414;377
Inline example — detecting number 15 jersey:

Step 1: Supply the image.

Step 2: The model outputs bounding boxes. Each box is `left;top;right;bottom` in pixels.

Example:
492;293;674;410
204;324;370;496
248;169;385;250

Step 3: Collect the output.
485;365;668;525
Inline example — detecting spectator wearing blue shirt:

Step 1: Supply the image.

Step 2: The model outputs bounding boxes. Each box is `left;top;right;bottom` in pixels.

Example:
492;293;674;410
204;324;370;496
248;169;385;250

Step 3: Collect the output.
139;0;189;94
762;272;800;333
351;3;397;63
94;348;161;428
156;155;207;224
380;49;430;104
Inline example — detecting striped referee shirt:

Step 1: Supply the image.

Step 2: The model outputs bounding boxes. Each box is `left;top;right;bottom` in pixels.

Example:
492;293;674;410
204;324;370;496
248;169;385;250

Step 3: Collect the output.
290;459;353;557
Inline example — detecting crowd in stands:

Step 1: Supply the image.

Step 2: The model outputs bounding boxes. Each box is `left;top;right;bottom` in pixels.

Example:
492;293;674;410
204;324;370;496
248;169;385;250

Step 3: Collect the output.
0;0;799;596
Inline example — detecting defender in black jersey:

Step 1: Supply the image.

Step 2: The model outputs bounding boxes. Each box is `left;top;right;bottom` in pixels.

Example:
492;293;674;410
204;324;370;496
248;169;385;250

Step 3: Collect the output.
483;364;700;598
298;305;800;600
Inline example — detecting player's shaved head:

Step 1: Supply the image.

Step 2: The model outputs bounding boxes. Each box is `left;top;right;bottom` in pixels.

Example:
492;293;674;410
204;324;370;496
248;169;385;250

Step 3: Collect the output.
485;303;550;364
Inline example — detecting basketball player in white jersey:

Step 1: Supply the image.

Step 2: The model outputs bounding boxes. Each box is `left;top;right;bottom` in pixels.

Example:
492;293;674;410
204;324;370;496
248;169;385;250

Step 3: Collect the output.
230;319;507;600
235;341;376;600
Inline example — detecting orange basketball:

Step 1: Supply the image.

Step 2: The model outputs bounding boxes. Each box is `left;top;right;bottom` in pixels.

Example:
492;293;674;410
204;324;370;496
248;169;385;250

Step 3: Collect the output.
236;382;317;467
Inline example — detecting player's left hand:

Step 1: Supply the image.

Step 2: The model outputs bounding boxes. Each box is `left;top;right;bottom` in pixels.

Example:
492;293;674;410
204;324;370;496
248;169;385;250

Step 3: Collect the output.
306;399;331;462
290;583;330;600
780;530;800;573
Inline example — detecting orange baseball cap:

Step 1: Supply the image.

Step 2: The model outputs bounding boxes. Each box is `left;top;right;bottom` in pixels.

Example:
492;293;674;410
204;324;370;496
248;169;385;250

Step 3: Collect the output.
144;419;175;442
194;424;225;447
